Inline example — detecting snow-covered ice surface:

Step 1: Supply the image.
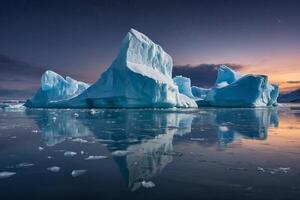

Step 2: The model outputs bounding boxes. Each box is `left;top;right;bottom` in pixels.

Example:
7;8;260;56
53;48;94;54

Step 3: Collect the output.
1;103;300;199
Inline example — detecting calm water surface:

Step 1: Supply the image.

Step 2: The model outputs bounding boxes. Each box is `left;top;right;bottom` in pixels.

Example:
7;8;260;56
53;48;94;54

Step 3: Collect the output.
0;103;300;199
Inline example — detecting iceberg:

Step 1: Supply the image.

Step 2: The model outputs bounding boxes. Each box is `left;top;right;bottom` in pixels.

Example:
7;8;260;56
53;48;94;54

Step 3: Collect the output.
25;70;89;108
192;65;278;107
25;29;196;108
173;76;194;98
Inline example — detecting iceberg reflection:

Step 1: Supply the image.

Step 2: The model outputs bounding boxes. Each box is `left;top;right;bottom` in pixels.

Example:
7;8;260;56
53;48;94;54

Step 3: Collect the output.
26;107;278;190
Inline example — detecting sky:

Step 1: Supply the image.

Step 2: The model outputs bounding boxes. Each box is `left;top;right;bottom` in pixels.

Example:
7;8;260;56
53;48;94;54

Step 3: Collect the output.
0;0;300;99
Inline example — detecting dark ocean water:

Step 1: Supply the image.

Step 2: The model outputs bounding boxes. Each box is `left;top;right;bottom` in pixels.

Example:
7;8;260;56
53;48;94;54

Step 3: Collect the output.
0;103;300;199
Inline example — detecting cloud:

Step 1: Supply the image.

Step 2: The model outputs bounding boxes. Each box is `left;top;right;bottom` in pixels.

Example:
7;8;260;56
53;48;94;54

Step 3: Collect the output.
0;54;46;99
173;63;244;88
0;54;88;100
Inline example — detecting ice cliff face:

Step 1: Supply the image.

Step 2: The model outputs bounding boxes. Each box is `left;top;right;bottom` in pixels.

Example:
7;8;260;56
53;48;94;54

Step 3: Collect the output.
26;29;197;108
25;70;89;107
192;65;279;107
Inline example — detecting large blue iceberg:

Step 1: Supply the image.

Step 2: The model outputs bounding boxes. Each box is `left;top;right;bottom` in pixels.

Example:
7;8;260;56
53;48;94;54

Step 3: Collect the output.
192;65;279;107
26;29;197;108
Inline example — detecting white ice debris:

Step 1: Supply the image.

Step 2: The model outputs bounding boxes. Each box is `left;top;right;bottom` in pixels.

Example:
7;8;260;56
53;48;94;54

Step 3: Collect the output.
0;171;16;179
141;180;155;188
90;109;97;114
111;150;130;157
71;138;88;143
218;126;229;132
257;167;290;174
64;151;77;157
85;155;108;160
71;169;87;177
47;166;61;173
38;146;44;151
16;162;34;168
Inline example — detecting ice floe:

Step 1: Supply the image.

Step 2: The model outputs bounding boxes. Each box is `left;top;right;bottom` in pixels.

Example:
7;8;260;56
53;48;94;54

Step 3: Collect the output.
85;155;108;160
111;150;130;157
0;171;16;179
47;166;61;172
71;169;87;177
64;151;77;157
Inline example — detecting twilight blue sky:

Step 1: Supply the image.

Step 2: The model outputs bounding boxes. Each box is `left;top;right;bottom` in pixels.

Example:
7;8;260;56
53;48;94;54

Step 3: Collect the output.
0;0;300;98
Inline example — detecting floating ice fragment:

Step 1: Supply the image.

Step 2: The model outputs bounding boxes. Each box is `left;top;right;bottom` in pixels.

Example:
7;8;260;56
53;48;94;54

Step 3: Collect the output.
273;167;290;174
85;155;108;160
71;138;88;143
52;116;57;121
16;162;34;168
111;150;130;157
141;181;155;188
47;166;60;172
38;146;44;151
219;126;229;132
74;113;79;117
257;167;265;172
47;156;53;159
32;130;39;133
64;151;77;157
80;151;84;155
90;109;97;114
71;169;87;177
0;171;16;179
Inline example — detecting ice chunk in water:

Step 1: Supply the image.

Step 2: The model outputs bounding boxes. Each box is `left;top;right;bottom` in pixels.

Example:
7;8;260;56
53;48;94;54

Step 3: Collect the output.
64;151;77;157
0;171;16;179
111;150;130;157
47;166;61;172
71;138;88;143
38;146;44;151
71;169;87;177
16;162;34;168
85;155;108;160
141;180;155;188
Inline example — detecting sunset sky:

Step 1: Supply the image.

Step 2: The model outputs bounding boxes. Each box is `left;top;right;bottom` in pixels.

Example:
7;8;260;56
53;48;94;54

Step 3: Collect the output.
0;0;300;98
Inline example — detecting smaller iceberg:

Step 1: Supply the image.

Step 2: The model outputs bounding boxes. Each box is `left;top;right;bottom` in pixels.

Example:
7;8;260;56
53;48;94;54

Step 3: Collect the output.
25;70;89;108
192;65;278;107
173;76;194;98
